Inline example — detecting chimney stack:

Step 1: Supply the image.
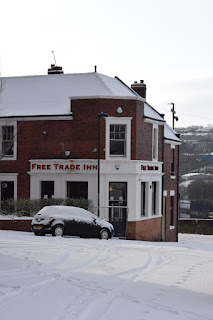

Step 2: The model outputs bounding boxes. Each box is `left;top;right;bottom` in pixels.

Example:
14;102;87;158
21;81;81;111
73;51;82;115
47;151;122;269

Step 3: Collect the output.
48;64;64;75
131;80;146;99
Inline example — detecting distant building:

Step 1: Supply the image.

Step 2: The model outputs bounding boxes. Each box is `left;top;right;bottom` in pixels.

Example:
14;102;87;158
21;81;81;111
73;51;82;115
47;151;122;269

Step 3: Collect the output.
0;66;181;241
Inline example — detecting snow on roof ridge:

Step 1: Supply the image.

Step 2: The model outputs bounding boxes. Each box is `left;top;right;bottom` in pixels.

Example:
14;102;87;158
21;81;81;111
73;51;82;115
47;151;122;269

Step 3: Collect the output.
94;72;114;95
1;71;100;80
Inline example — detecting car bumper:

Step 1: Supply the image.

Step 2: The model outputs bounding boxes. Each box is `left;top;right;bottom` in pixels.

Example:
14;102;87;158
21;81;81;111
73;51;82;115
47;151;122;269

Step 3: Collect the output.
32;223;52;234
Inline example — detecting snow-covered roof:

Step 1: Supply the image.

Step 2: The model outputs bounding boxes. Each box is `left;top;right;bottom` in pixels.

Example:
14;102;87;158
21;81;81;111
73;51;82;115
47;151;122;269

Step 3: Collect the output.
144;102;181;143
164;123;181;143
144;102;165;122
0;72;138;117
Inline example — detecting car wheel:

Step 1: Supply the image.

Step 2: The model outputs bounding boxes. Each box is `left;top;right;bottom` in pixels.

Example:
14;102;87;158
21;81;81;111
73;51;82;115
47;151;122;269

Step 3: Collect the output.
53;225;64;237
100;229;109;240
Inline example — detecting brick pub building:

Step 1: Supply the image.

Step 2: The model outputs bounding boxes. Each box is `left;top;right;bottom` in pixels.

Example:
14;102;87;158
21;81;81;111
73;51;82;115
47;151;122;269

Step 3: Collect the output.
0;66;181;241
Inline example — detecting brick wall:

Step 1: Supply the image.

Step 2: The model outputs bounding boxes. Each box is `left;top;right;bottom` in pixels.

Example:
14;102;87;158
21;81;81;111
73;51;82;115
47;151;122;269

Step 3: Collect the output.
0;98;151;199
179;219;213;235
0;219;32;232
163;143;179;241
127;218;162;241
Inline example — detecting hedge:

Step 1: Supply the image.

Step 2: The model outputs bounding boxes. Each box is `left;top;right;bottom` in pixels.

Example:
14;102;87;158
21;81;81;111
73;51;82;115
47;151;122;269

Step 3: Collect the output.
0;198;94;217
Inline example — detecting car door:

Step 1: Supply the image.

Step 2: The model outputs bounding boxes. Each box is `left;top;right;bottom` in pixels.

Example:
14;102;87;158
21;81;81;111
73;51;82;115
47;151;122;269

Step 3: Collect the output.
76;212;97;237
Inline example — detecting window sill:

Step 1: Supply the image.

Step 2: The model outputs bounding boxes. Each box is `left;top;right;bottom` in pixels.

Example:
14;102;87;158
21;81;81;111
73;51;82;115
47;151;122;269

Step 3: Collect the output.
170;225;175;230
110;154;126;157
1;156;16;161
171;175;176;180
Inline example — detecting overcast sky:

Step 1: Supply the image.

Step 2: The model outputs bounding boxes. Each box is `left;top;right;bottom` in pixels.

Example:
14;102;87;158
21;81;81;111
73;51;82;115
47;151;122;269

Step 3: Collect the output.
1;0;213;128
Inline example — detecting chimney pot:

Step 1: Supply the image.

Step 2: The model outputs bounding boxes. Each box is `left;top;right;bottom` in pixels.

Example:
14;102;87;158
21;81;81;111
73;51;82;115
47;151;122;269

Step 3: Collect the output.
131;79;146;99
48;64;64;75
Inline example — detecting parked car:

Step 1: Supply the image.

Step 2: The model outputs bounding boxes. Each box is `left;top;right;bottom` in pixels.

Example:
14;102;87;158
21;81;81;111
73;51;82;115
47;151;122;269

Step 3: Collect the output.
32;205;114;239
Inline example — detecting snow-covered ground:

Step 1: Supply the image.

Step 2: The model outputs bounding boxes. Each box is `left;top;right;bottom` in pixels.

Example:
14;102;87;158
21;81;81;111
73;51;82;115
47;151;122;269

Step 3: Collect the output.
0;231;213;320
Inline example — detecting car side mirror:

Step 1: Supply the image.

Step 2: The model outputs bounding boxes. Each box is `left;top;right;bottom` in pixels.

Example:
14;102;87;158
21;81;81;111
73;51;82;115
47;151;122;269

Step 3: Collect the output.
93;218;97;224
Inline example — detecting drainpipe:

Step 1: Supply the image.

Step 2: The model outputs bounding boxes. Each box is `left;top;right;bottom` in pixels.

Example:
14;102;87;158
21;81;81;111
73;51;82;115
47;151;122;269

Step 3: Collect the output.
162;129;165;241
176;144;180;242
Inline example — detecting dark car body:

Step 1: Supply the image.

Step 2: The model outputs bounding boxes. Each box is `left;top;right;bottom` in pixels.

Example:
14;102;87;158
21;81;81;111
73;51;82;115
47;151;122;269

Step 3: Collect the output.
31;206;114;239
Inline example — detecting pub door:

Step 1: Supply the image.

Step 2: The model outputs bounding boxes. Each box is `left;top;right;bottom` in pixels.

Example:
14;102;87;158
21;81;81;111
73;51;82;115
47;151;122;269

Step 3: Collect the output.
109;182;127;237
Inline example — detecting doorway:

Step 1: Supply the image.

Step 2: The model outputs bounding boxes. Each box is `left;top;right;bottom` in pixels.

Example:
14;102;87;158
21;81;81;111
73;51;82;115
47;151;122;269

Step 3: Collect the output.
109;182;127;237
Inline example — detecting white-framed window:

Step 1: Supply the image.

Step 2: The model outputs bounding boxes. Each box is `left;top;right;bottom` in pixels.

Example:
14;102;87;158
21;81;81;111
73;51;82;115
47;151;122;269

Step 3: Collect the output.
105;117;132;160
152;125;158;161
152;182;157;215
0;173;18;203
2;126;14;156
171;145;175;177
141;182;148;217
0;120;17;160
152;181;160;215
170;190;175;226
110;124;126;156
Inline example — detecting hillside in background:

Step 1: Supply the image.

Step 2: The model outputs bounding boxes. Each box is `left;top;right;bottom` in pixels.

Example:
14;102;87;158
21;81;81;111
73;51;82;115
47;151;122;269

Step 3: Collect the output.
177;126;213;218
178;126;213;175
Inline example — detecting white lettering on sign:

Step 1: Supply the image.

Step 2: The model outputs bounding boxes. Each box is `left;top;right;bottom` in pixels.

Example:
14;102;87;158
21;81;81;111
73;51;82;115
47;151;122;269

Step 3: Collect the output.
141;165;158;171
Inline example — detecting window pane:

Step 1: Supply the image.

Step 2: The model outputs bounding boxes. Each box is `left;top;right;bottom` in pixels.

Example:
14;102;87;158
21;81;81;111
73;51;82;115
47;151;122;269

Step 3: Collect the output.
2;141;14;156
110;140;125;155
119;133;125;139
115;133;120;139
110;125;115;133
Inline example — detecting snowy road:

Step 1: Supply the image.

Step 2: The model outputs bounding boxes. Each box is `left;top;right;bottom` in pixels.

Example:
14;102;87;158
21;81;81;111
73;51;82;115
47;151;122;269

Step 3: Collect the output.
0;231;213;320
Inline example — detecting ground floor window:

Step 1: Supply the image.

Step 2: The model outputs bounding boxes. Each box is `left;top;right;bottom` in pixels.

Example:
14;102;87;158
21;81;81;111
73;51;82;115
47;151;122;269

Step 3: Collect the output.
1;181;14;212
1;181;14;201
141;182;147;216
152;182;157;215
67;182;88;199
41;181;54;199
170;196;174;226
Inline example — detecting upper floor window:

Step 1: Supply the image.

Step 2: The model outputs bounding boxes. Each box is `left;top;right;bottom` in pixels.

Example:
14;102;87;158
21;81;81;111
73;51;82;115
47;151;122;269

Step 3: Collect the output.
171;148;175;175
0;121;17;160
152;125;158;161
110;124;126;156
2;126;14;157
105;117;132;160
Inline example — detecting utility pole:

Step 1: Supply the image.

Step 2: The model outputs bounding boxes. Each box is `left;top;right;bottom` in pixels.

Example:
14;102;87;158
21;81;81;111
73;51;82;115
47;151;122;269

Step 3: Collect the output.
169;102;178;129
